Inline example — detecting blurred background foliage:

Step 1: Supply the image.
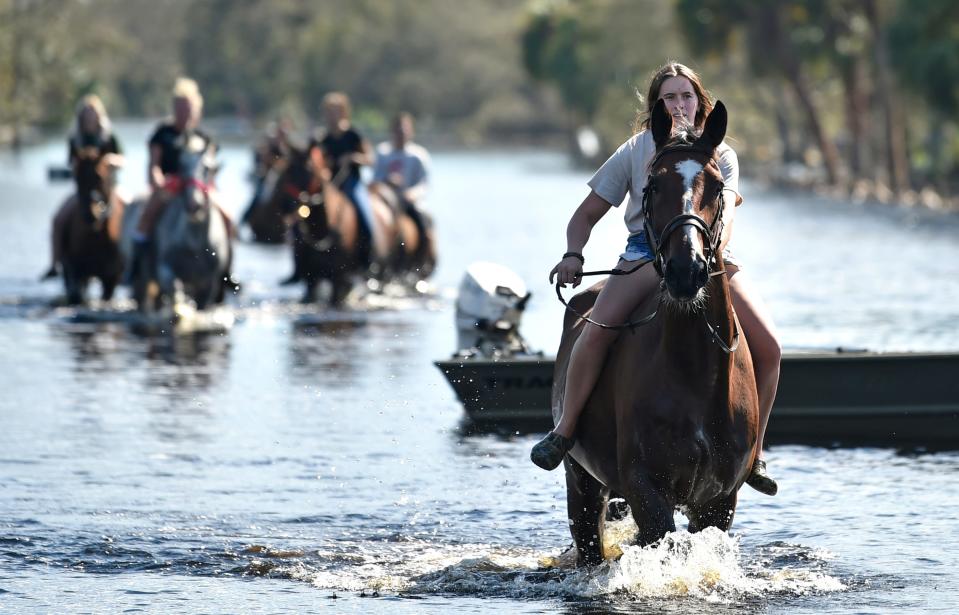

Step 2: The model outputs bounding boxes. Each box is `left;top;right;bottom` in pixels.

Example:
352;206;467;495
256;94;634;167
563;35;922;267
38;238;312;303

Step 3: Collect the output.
1;0;957;201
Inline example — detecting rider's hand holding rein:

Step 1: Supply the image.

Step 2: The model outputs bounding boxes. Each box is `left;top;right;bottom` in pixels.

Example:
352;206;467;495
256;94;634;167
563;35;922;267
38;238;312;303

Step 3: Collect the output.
549;190;615;289
550;254;584;288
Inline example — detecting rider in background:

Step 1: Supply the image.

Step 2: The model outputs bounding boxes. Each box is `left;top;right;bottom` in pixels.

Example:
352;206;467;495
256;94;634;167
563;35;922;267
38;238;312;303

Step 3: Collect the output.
242;117;293;225
126;78;238;289
312;92;376;268
42;94;124;279
372;111;431;208
529;62;781;497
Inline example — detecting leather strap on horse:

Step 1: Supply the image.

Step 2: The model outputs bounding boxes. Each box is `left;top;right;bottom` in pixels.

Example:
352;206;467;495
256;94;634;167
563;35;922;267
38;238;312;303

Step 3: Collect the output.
553;259;658;332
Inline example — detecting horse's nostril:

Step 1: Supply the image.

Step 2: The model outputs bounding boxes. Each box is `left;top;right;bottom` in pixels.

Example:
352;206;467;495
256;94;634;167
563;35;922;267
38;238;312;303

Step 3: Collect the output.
696;261;709;287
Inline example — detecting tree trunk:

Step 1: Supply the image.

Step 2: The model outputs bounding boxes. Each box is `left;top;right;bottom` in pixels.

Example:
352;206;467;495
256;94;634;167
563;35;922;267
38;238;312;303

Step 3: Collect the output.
840;55;870;180
752;4;843;186
864;0;910;193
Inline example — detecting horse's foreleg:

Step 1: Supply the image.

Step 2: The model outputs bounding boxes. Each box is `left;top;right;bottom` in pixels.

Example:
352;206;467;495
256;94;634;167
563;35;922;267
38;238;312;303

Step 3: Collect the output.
621;474;676;547
687;492;738;533
63;264;83;306
564;456;608;567
101;276;117;302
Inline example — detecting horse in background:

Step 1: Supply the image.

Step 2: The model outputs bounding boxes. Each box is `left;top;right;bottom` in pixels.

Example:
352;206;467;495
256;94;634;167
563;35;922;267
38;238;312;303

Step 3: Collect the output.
57;147;125;305
553;101;760;566
369;181;437;282
280;143;436;304
122;140;232;312
244;150;290;244
279;144;361;304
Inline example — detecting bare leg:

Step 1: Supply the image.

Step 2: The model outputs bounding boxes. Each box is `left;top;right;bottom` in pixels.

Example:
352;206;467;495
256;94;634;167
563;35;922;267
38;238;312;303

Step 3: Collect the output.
553;261;661;438
727;264;781;496
727;265;781;454
531;261;660;470
135;190;170;237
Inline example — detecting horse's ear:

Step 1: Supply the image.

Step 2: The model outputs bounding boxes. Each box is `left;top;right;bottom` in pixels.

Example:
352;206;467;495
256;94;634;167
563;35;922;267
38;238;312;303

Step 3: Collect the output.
651;99;672;148
699;100;727;150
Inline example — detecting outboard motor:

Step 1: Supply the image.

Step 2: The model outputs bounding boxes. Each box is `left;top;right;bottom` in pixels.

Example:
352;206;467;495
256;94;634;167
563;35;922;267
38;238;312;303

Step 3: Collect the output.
455;261;533;357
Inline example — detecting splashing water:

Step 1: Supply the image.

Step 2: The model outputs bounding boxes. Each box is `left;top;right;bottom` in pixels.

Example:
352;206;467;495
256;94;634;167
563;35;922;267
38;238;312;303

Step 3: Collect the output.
268;524;844;606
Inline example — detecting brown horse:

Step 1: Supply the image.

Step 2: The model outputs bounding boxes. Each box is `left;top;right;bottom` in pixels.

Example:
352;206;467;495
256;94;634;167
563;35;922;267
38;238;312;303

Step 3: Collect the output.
370;181;437;282
281;144;435;303
553;101;759;566
246;154;290;244
57;147;125;305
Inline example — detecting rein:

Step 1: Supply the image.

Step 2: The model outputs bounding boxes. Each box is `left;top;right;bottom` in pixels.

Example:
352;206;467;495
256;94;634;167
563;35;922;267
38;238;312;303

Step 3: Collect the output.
164;175;213;198
555;144;739;352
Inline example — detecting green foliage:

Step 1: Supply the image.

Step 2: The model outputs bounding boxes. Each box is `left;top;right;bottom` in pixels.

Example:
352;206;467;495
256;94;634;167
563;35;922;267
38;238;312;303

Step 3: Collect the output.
0;0;551;143
888;0;959;116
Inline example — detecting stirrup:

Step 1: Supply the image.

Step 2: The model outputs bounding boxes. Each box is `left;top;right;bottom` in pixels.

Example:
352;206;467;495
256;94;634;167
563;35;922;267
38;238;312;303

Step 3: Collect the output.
745;459;778;496
530;432;574;471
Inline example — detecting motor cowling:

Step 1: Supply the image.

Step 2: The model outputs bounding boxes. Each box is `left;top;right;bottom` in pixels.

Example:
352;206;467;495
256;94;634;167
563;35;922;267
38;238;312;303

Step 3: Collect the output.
455;261;532;357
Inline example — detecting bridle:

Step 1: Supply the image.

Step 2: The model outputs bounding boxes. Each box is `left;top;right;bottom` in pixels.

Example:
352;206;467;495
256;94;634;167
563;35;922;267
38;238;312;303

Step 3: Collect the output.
76;157;113;229
555;143;739;352
642;143;726;278
282;159;346;253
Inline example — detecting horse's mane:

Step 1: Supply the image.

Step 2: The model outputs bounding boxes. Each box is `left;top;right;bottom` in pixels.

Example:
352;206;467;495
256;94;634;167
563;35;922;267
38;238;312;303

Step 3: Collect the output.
662;124;701;150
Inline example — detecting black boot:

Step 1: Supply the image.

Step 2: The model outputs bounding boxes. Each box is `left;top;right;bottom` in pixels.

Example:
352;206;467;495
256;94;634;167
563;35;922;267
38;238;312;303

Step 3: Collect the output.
41;265;59;280
745;459;778;496
530;432;575;471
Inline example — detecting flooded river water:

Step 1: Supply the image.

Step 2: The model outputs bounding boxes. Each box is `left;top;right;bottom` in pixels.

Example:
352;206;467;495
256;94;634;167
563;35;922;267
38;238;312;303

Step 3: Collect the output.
1;122;958;613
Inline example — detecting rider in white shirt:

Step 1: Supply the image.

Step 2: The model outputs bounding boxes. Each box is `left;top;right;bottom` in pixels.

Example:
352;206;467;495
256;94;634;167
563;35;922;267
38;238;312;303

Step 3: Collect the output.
372;112;431;207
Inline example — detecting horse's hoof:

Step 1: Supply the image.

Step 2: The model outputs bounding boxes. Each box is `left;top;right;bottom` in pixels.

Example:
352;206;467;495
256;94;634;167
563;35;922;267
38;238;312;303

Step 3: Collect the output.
279;273;301;286
745;459;778;496
530;432;575;471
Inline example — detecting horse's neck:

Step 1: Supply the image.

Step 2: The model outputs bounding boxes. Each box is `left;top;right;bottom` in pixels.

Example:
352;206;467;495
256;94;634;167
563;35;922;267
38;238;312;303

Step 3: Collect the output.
659;276;736;388
318;183;341;229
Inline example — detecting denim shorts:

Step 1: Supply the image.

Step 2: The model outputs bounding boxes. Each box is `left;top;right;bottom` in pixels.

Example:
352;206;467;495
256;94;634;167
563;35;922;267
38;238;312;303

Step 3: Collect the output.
621;230;740;268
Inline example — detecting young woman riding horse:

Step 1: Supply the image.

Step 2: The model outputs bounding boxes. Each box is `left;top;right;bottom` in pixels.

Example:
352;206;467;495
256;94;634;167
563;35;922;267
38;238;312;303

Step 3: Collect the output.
278;142;432;304
126;78;238;292
552;99;762;565
43;94;124;281
530;62;781;497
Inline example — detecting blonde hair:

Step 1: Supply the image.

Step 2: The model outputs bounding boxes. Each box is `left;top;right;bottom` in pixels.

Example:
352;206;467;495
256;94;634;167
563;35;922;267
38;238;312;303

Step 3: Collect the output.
633;62;714;134
73;93;112;138
322;91;352;120
172;77;204;115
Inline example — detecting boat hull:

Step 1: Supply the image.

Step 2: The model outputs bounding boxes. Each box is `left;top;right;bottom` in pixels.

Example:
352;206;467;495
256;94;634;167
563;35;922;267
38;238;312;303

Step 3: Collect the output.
434;351;959;447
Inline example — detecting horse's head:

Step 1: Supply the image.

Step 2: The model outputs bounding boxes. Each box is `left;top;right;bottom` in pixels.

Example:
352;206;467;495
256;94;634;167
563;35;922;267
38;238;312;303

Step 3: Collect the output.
73;146;113;224
175;135;218;217
643;99;729;305
279;142;328;224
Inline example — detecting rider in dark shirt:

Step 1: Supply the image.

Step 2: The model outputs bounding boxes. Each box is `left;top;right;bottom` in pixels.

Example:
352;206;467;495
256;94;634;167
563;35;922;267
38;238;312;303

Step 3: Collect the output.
43;94;124;279
242;118;292;225
126;78;238;290
147;122;214;178
313;92;376;267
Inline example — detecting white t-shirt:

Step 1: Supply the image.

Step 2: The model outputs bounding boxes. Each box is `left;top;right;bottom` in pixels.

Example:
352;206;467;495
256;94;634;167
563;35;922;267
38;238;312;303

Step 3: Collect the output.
588;130;742;235
373;141;431;189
